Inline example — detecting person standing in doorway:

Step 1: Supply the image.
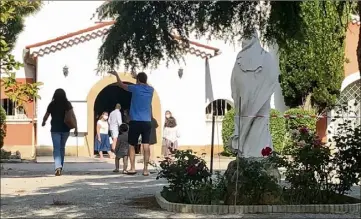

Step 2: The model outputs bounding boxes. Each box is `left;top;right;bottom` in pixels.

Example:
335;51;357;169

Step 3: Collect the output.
42;88;78;176
109;71;154;176
95;112;113;159
123;109;131;124
162;116;180;158
164;110;172;126
109;103;122;151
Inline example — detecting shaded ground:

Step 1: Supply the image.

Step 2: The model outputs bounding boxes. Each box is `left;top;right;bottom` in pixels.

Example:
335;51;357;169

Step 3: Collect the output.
0;160;360;218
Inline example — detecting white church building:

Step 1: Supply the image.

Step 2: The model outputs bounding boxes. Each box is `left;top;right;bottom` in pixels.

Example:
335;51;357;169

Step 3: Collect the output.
1;1;358;159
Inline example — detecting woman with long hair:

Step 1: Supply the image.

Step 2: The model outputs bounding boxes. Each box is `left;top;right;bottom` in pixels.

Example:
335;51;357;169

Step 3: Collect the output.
42;88;78;176
162;116;180;158
95;111;113;159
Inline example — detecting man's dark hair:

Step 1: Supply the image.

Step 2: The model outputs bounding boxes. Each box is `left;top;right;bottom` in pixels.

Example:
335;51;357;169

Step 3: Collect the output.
137;72;147;84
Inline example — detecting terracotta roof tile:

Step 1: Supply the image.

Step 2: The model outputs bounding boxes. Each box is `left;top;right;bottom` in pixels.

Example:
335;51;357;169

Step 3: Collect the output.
26;21;221;59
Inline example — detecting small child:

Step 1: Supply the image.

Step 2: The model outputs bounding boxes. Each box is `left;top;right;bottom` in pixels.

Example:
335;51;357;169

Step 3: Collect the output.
113;124;129;174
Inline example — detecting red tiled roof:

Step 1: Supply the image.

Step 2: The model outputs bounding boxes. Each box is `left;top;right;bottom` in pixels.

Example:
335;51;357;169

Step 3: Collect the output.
25;21;221;59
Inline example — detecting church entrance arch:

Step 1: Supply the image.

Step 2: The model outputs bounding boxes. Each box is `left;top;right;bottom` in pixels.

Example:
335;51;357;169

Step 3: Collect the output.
86;73;162;158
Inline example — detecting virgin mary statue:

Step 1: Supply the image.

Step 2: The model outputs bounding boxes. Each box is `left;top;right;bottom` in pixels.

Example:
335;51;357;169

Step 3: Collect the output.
229;33;279;158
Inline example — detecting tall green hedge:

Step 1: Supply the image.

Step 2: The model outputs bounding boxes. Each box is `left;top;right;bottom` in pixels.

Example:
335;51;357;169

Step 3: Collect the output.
221;108;235;156
270;109;286;153
284;108;317;131
0;106;6;148
221;108;287;155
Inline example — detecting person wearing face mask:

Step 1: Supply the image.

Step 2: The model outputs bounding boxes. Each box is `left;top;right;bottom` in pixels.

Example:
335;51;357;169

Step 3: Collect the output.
95;111;113;159
164;110;172;126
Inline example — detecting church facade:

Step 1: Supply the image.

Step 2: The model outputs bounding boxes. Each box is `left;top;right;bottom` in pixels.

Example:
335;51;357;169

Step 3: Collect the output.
0;1;359;159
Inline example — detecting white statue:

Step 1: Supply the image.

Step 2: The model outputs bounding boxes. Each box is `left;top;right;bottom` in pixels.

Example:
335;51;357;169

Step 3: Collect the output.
229;33;279;158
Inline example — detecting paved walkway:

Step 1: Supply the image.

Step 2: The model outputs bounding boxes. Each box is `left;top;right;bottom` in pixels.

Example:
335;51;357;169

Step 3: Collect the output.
0;159;360;218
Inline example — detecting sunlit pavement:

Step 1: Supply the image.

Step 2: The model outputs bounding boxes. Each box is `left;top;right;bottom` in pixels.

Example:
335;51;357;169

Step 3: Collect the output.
0;159;360;218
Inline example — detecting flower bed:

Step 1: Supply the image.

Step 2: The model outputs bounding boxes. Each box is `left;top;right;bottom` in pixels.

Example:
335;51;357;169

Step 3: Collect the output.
155;105;361;214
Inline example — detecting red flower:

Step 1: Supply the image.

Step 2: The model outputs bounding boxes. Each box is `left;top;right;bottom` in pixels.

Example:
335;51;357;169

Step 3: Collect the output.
261;146;273;157
299;126;309;134
186;165;197;176
313;138;322;147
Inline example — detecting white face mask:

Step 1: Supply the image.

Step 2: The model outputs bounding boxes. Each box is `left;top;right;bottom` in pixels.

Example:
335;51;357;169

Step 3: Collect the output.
165;115;170;119
103;116;108;120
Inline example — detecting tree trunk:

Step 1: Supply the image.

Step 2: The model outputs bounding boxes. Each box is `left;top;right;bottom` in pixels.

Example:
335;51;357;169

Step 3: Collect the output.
303;93;313;111
357;2;361;77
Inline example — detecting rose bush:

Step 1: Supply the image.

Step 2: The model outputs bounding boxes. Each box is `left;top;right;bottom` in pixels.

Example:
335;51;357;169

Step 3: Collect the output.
270;110;361;204
271;126;338;204
156;150;214;204
329;103;361;193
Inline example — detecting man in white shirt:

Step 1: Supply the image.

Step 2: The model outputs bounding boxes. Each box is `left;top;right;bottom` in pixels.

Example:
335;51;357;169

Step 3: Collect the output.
109;103;123;151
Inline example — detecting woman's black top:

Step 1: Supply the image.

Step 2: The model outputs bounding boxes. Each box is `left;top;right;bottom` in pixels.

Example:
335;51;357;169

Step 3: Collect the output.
47;101;72;132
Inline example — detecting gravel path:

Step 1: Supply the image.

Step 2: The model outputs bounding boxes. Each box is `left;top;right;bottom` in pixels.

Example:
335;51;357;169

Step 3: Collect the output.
1;161;360;218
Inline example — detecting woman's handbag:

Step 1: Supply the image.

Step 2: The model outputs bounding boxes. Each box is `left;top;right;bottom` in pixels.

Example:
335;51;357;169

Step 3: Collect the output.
64;109;77;129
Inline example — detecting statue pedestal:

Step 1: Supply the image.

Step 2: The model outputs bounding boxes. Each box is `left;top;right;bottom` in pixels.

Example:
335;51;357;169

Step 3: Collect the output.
223;157;282;205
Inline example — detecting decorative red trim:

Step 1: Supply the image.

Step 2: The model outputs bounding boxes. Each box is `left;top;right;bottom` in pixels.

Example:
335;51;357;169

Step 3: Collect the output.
25;22;114;49
25;21;220;59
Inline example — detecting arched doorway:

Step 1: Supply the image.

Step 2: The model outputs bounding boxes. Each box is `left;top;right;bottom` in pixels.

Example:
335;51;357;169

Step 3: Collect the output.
86;73;162;158
93;82;132;156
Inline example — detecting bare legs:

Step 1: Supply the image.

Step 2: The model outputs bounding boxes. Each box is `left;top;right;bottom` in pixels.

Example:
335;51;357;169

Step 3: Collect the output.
114;158;120;172
111;137;117;153
98;151;114;159
142;144;150;175
108;151;115;159
123;156;128;172
129;145;136;173
128;143;150;175
114;157;128;173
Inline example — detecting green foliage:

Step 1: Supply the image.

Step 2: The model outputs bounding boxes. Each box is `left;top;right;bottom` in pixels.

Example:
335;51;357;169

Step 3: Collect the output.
95;1;357;111
157;150;212;204
271;111;361;204
224;157;283;205
0;0;42;50
94;1;283;71
0;106;6;148
270;109;286;153
0;149;11;160
221;108;235;156
277;1;348;111
221;108;286;155
330;104;361;194
284;108;317;131
272;127;335;204
157;150;228;204
283;108;317;154
0;0;43;111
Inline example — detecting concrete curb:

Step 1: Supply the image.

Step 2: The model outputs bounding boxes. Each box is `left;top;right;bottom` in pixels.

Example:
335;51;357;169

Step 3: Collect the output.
0;159;22;163
155;192;361;215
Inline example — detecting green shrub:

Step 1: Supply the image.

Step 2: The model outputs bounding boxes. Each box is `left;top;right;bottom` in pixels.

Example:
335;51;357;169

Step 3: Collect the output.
221;108;236;156
221;108;286;155
283;108;317;154
0;106;6;149
270;109;286;153
224;157;284;205
284;108;317;131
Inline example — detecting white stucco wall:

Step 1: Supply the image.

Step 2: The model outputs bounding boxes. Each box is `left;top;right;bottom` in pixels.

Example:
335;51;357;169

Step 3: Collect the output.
9;1;105;79
10;1;287;148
